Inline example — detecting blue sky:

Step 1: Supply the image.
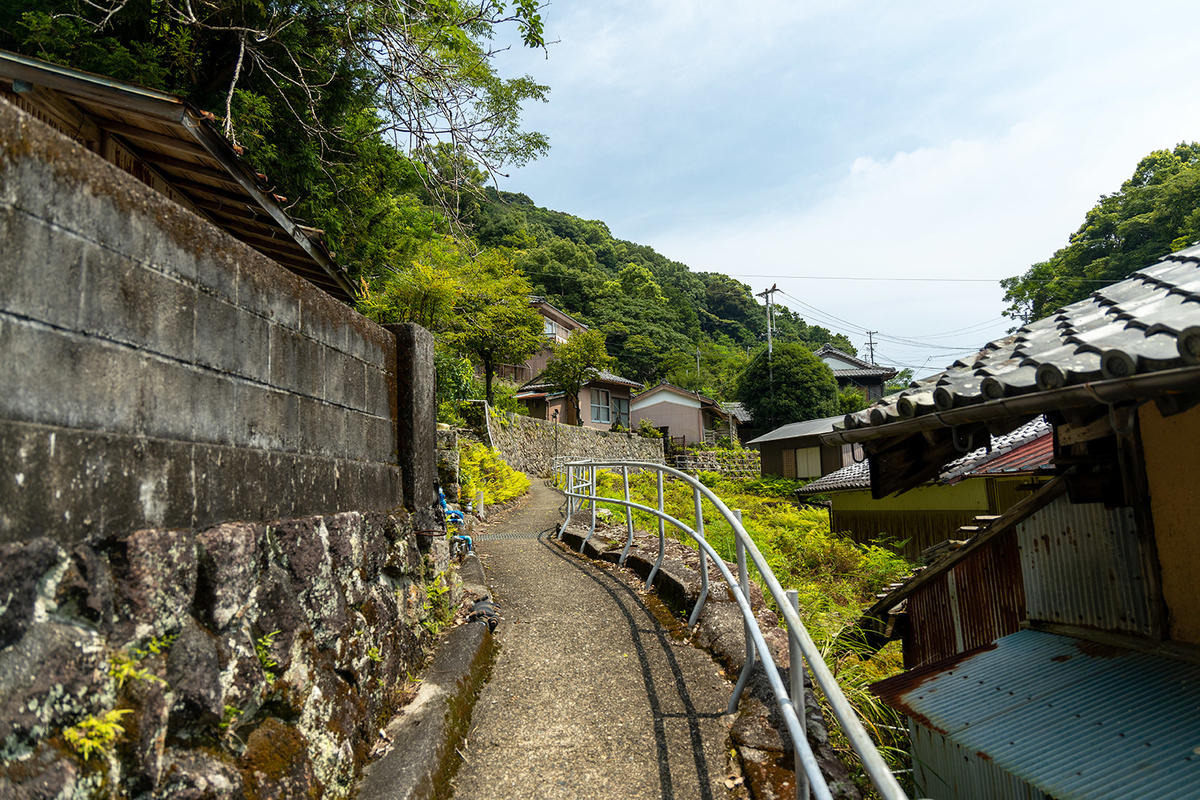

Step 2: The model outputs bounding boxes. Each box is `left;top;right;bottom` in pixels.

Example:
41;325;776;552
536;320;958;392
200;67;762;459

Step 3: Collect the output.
491;1;1200;376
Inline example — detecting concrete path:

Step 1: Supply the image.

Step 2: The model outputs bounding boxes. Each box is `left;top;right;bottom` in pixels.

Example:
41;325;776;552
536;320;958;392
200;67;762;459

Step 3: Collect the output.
451;481;734;800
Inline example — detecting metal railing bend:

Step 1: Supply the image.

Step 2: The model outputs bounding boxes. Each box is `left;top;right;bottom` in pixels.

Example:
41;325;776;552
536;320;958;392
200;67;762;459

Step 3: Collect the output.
554;459;911;800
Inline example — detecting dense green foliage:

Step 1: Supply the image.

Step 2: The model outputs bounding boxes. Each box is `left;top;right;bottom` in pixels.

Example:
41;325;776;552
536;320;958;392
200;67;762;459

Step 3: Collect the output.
469;190;858;394
1002;143;1200;323
736;342;840;428
458;441;529;506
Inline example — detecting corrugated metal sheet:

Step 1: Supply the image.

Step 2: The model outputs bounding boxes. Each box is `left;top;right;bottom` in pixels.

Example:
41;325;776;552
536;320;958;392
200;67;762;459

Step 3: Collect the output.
835;509;980;559
874;630;1200;800
965;434;1054;477
1016;493;1152;635
906;532;1025;667
910;719;1048;800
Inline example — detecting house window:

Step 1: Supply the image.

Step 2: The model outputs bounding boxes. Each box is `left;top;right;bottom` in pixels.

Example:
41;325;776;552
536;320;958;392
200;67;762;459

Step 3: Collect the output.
543;319;557;338
782;449;796;479
591;389;611;423
612;397;629;428
796;448;822;478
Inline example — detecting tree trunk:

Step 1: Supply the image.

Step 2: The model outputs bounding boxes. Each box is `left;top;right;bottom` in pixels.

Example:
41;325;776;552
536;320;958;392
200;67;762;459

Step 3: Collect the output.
483;353;495;406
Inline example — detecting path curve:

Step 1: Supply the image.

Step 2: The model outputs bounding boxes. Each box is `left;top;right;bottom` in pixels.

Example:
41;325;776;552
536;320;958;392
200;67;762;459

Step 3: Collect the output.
451;481;734;800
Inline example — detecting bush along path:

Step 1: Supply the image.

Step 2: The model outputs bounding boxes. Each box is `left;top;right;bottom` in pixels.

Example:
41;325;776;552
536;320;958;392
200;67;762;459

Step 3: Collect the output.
451;480;739;800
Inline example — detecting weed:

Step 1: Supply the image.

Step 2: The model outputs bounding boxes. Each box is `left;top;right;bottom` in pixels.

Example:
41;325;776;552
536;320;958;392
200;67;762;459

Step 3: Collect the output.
255;631;280;682
63;709;132;760
109;652;166;690
421;573;454;635
367;647;382;663
130;633;177;660
218;704;243;732
458;442;529;506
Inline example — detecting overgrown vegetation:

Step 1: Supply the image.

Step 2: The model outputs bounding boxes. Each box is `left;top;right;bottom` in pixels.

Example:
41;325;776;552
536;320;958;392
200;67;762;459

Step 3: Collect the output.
63;709;132;761
458;441;530;505
588;469;913;792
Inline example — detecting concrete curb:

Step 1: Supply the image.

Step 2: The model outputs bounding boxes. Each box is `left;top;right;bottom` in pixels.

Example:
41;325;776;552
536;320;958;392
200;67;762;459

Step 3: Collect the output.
358;556;496;800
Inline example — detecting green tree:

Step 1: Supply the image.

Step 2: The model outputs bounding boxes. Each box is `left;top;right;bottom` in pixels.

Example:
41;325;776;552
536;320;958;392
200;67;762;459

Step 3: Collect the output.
444;251;543;405
1001;142;1200;323
540;330;615;426
737;343;838;429
884;368;915;394
838;386;868;415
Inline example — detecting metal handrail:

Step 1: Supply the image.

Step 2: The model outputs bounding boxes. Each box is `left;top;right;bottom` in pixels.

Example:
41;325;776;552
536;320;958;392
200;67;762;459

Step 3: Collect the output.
554;459;912;800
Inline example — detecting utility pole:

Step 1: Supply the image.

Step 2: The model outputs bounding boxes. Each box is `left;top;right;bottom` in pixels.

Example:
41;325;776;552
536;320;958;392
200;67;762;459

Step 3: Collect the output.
695;345;701;382
756;284;780;423
866;331;877;365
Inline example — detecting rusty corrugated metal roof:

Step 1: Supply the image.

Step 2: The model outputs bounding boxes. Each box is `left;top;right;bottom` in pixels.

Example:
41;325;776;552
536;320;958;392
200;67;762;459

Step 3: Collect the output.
961;434;1054;478
872;629;1200;800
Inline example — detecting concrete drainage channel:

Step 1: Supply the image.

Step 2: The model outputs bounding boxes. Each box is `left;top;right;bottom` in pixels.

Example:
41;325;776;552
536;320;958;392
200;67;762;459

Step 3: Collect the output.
357;553;496;800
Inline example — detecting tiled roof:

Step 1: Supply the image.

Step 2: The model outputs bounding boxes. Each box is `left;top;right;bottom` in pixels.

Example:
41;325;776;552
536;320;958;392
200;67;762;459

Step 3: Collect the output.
721;402;753;424
814;344;898;380
748;414;844;445
834;367;897;379
798;417;1049;495
520;368;641;393
839;245;1200;435
797;460;870;494
633;380;718;406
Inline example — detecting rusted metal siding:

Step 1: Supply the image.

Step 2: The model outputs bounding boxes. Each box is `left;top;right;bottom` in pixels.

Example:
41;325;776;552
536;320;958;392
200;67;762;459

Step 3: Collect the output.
1016;494;1152;635
905;532;1025;668
910;720;1049;800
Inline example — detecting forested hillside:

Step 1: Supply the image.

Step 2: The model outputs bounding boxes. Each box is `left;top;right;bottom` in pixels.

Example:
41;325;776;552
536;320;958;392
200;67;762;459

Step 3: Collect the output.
470;189;856;387
1002;143;1200;323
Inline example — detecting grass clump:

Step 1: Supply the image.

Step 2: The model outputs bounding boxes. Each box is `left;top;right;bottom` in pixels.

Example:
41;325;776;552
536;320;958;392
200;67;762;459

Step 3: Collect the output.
63;709;132;761
459;441;529;505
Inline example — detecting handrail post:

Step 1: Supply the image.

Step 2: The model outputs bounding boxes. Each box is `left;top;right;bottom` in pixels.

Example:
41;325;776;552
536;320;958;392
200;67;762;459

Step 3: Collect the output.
559;464;574;539
645;468;666;590
619;465;634;565
687;486;709;627
727;509;757;714
581;463;597;552
789;589;809;800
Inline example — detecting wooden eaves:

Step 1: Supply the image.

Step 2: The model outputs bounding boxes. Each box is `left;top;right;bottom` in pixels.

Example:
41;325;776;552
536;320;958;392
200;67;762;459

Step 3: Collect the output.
0;49;356;303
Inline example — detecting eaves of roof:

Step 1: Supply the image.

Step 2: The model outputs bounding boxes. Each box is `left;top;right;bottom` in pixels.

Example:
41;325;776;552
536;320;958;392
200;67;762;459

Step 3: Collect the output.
799;416;1050;495
826;246;1200;446
0;49;355;302
748;414;844;445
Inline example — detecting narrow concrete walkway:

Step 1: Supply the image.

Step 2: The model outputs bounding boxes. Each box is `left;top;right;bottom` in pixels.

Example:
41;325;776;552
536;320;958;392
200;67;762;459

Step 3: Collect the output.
452;482;734;800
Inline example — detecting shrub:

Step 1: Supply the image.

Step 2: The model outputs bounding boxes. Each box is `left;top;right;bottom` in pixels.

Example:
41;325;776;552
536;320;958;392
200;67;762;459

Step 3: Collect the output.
458;441;529;505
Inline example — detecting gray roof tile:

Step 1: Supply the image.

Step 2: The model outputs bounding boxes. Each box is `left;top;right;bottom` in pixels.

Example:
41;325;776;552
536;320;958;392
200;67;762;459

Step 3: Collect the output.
843;246;1200;431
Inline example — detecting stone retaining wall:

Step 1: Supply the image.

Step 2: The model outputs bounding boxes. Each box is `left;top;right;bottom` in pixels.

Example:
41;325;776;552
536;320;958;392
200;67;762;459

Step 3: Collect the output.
0;510;455;798
489;412;665;477
674;449;761;478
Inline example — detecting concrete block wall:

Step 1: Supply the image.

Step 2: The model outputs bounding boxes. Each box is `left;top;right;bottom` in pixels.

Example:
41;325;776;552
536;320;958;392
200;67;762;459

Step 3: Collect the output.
0;97;402;544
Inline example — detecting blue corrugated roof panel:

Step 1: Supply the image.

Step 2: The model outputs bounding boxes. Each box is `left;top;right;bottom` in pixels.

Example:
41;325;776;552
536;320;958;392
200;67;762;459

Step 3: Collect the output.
873;629;1200;799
